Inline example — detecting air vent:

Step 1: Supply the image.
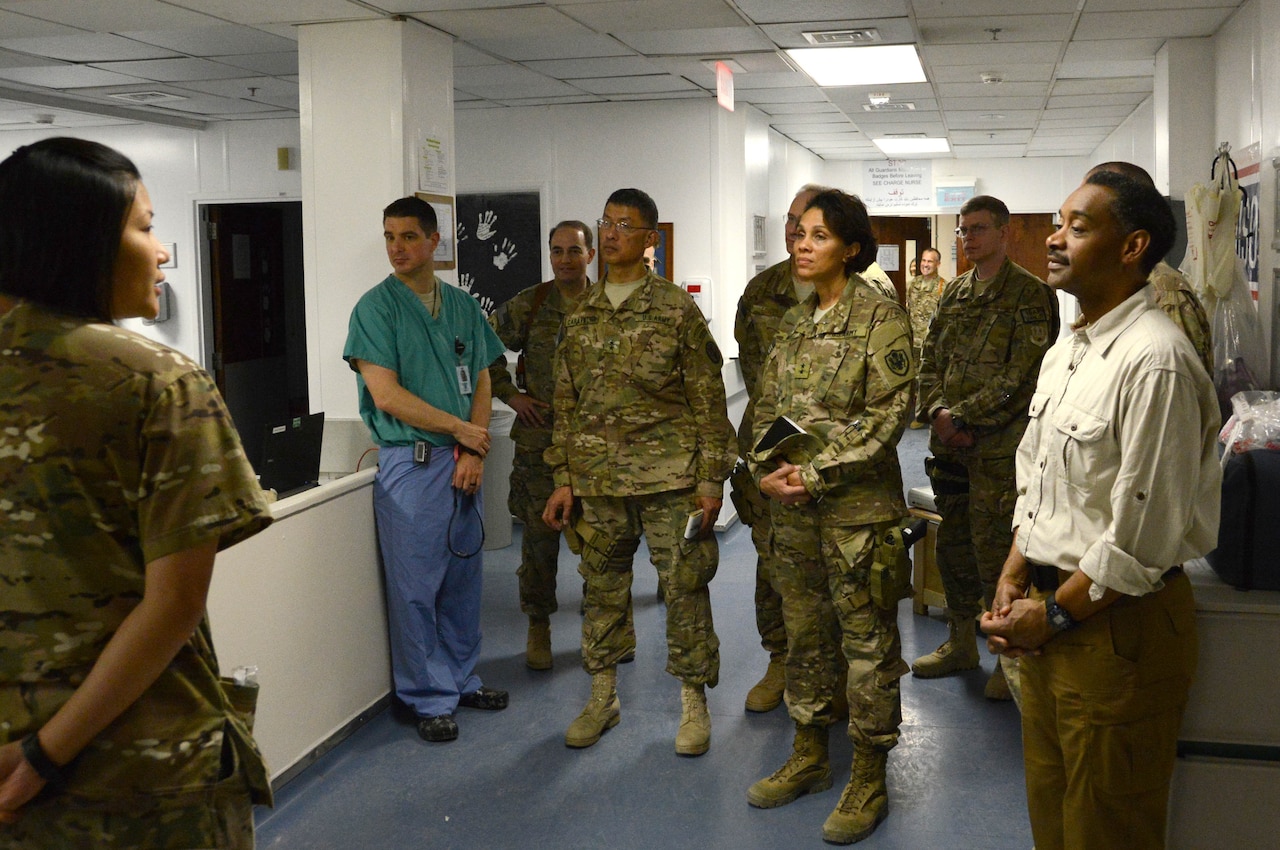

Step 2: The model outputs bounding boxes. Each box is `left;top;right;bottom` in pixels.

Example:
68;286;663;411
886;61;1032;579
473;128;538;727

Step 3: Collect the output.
862;102;916;112
108;91;187;105
802;28;881;46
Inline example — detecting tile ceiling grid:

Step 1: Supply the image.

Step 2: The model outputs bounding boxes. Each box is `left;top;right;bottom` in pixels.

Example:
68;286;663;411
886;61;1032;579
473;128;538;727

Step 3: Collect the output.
0;0;1252;160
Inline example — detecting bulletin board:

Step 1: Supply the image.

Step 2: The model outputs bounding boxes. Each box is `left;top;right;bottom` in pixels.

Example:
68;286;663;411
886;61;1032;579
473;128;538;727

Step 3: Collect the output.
456;191;541;314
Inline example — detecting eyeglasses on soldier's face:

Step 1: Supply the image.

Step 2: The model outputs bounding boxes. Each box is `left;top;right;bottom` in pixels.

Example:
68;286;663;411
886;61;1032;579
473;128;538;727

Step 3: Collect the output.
597;218;652;236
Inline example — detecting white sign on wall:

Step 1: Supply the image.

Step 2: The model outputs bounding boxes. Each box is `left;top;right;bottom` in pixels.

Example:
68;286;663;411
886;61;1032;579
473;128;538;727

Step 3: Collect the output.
862;160;932;210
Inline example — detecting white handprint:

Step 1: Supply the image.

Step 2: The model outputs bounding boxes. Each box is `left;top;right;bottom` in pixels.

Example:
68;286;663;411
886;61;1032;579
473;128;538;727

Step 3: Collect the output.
477;295;495;315
458;272;475;293
493;238;518;270
456;222;469;244
476;210;498;241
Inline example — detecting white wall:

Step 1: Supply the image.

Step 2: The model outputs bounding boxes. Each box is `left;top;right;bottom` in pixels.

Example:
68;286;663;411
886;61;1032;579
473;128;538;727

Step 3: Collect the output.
1093;98;1157;180
0;120;301;363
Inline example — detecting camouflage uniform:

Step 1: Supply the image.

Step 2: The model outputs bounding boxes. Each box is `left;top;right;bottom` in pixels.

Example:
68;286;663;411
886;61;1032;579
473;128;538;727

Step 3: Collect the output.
547;271;736;685
916;259;1058;619
0;302;273;848
906;272;945;360
860;262;898;302
734;258;800;661
749;278;915;748
488;280;585;618
1150;261;1213;377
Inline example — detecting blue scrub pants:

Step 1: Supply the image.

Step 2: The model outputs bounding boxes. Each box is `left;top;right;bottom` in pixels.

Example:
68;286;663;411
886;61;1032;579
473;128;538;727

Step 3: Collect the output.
374;445;485;717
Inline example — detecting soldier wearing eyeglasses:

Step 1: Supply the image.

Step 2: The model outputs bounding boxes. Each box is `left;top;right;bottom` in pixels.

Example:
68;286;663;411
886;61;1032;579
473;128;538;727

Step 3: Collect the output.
912;194;1058;702
543;188;736;757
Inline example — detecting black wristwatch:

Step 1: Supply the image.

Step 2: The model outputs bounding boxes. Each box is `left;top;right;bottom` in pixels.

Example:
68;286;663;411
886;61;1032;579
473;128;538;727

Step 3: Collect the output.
1044;592;1079;634
21;733;70;785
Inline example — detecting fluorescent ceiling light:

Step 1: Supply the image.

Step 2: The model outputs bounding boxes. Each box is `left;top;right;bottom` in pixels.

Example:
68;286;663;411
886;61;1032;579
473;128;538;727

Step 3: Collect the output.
785;45;925;87
873;137;951;155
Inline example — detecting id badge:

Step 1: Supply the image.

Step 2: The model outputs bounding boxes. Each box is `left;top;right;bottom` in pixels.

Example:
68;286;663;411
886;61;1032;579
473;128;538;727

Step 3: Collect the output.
456;363;473;395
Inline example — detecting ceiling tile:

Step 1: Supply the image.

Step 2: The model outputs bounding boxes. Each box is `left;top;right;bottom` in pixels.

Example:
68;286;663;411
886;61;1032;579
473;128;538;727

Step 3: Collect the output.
523;56;657;79
1051;76;1152;95
416;7;591;42
472;33;632;62
734;0;907;24
936;81;1048;98
90;57;258;83
919;14;1075;44
952;144;1029;158
0;33;180;62
172;76;298;109
929;63;1054;84
0;9;81;38
736;86;830;104
121;25;297;56
215;52;298;76
1047;92;1148;110
914;0;1080;15
161;0;378;25
1074;9;1235;39
0;0;221;30
0;64;147;88
922;42;1062;66
560;0;743;32
612;27;772;56
572;74;699;95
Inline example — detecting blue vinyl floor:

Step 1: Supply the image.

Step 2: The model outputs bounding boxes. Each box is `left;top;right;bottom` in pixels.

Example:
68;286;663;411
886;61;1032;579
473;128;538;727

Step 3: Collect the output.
253;427;1032;850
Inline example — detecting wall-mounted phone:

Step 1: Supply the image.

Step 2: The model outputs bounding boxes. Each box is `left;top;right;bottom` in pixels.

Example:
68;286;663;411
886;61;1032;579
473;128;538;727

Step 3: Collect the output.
682;277;712;321
142;281;173;325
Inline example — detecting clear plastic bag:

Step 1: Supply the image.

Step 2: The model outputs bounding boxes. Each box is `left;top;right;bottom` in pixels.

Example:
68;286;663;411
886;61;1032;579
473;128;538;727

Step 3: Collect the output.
1210;257;1266;422
1218;390;1280;466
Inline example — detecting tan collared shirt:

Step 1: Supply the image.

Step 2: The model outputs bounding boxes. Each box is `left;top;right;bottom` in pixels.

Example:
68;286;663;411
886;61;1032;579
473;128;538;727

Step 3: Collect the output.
1014;285;1220;596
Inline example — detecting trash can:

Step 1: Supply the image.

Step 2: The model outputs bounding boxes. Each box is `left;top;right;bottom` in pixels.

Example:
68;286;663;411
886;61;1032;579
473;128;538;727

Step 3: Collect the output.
482;405;516;550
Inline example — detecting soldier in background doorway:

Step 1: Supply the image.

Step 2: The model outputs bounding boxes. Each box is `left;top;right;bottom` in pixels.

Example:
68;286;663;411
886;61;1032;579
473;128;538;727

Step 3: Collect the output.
913;195;1058;702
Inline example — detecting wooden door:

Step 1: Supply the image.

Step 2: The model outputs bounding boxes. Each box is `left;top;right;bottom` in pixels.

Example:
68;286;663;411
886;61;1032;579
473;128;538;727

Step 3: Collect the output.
954;213;1054;282
870;216;935;305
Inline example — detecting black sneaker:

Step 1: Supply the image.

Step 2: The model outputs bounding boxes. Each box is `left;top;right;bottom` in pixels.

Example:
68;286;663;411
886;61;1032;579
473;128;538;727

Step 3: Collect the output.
458;686;509;711
417;714;458;742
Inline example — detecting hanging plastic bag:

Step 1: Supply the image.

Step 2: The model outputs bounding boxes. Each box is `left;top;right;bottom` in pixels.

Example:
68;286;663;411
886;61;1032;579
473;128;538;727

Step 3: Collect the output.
1211;256;1266;422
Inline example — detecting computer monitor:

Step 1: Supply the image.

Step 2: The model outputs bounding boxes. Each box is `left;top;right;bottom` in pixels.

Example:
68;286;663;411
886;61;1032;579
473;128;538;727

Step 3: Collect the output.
258;412;325;498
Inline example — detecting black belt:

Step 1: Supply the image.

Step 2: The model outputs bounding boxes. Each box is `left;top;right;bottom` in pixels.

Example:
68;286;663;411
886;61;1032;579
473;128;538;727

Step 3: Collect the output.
1027;563;1183;592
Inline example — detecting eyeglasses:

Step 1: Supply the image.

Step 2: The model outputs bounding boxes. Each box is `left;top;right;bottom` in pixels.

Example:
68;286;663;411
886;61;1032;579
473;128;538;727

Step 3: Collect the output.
955;224;994;237
597;218;651;235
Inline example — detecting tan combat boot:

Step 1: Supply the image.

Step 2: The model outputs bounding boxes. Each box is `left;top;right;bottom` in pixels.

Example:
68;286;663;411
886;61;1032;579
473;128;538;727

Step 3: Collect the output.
821;748;889;845
675;682;710;756
526;616;552;671
744;655;786;712
565;669;620;748
911;612;979;678
747;724;832;808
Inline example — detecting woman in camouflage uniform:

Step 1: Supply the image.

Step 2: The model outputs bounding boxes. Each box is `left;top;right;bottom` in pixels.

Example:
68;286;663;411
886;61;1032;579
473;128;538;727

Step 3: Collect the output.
747;190;916;846
0;139;272;848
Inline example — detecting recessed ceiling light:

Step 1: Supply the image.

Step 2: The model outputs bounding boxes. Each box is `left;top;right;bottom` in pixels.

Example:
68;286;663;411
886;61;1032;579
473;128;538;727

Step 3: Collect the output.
785;45;926;87
873;137;950;155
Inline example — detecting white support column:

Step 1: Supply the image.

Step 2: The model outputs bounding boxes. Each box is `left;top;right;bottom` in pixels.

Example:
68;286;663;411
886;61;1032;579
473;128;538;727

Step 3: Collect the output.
297;18;455;421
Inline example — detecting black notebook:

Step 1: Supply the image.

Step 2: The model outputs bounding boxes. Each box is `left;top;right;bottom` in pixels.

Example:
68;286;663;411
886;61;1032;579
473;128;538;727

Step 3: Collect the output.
753;416;806;455
259;412;325;498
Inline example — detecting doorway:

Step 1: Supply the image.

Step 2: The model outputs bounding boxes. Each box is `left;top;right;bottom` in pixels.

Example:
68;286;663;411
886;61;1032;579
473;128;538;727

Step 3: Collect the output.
199;201;308;470
870;216;934;304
